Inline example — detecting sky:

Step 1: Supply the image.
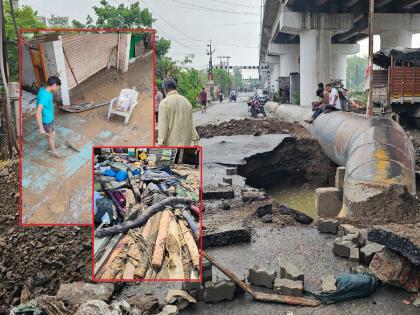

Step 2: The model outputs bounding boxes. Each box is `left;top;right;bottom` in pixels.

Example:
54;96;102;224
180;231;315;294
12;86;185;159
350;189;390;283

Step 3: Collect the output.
21;0;420;79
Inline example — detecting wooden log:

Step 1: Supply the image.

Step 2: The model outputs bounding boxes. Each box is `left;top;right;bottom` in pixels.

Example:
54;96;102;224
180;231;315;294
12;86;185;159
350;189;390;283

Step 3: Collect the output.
178;222;194;279
95;234;130;279
122;261;136;279
151;210;173;269
202;252;321;307
135;211;162;278
179;219;200;268
165;218;185;279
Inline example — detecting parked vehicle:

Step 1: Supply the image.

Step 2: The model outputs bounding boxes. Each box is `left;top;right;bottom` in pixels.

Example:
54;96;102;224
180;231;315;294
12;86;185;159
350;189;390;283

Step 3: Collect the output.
247;94;267;118
256;88;268;105
372;48;420;126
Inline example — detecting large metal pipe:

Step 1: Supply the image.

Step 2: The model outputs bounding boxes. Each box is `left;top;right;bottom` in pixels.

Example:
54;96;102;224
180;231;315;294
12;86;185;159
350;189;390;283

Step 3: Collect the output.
265;102;416;217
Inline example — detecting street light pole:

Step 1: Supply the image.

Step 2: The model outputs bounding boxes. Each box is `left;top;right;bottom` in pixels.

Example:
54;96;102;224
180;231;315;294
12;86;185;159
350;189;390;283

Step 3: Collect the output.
366;0;374;117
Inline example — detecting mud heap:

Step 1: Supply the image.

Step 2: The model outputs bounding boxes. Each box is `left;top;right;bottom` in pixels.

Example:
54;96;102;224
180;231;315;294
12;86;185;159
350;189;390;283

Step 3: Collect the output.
0;162;91;313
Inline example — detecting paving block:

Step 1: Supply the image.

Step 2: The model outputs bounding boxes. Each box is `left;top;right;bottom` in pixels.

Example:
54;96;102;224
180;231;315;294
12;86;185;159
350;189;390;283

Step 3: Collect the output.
201;261;212;284
317;218;340;234
226;168;237;175
223;177;233;185
247;266;277;289
279;262;304;281
360;242;385;265
256;203;272;217
333;238;358;258
315;187;343;218
321;275;336;293
182;281;200;292
204;281;235;303
273;278;303;297
335;167;346;190
349;247;360;262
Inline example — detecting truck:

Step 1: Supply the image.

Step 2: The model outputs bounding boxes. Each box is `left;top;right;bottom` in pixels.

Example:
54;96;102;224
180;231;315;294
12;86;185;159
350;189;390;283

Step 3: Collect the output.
372;48;420;127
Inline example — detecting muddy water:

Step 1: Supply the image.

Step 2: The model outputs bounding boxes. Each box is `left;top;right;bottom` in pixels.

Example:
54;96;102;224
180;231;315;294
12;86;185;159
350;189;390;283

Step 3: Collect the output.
266;184;317;218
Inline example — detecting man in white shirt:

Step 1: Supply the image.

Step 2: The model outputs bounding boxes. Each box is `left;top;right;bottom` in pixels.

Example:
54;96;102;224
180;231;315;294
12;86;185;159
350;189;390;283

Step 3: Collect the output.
327;84;341;110
304;84;340;124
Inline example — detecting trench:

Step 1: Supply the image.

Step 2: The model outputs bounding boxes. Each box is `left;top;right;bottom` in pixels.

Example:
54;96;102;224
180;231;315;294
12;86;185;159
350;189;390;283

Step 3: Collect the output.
236;137;338;218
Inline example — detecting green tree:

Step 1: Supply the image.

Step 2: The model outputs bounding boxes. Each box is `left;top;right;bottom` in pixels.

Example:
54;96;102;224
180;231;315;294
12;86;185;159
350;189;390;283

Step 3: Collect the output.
232;68;243;90
156;56;180;79
347;55;368;92
72;0;154;28
177;68;202;107
4;1;45;80
156;36;171;58
213;68;230;93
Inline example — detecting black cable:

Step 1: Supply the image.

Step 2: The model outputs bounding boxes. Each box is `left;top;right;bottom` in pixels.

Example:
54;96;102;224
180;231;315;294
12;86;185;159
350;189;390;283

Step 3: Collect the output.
9;0;19;39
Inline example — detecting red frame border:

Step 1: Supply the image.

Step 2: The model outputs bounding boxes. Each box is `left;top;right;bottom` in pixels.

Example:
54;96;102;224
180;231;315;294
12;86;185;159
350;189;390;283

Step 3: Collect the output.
18;28;157;227
91;146;203;283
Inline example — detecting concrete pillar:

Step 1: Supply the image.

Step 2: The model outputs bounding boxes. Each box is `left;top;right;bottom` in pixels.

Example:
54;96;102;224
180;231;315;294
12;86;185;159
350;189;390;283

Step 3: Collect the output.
280;53;299;78
53;40;70;106
270;62;280;92
299;29;332;106
118;33;131;73
380;30;413;49
331;53;347;84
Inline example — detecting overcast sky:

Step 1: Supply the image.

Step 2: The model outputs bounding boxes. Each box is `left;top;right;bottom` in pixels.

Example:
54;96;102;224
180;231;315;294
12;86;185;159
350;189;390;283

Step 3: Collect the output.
21;0;420;79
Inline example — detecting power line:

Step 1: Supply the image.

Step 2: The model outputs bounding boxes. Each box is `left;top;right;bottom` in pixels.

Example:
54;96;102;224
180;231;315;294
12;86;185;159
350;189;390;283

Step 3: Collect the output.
169;0;259;16
198;0;260;9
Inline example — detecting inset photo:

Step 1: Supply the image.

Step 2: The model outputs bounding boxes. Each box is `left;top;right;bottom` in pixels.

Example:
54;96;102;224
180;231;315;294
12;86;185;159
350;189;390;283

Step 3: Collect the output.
92;147;202;282
20;29;155;225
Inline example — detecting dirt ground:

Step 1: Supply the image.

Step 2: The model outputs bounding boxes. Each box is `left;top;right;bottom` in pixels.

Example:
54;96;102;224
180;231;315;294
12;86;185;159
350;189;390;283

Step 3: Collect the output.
21;53;154;224
196;117;310;139
0;162;91;313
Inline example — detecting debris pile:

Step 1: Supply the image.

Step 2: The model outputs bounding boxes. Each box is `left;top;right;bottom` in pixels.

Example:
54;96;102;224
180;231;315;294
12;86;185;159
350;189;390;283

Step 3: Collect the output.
0;161;91;313
93;148;201;280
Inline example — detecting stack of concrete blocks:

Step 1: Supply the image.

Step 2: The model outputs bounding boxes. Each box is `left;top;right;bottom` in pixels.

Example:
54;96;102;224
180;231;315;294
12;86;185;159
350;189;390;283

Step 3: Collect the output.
315;166;345;218
273;262;304;297
332;224;385;265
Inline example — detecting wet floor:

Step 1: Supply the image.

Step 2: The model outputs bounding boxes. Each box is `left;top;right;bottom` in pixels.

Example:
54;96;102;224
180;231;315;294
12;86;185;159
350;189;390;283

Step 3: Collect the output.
266;184;317;218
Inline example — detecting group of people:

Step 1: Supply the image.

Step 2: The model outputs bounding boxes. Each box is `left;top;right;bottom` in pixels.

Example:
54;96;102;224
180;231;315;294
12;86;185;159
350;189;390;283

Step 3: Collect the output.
304;81;349;124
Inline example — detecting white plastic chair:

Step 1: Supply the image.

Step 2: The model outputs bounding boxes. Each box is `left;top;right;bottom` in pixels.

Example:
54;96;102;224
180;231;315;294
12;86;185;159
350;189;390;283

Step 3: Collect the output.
108;88;139;125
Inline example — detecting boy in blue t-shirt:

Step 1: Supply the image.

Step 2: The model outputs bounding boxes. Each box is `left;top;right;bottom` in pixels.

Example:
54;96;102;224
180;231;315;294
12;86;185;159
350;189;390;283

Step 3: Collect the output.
36;76;62;158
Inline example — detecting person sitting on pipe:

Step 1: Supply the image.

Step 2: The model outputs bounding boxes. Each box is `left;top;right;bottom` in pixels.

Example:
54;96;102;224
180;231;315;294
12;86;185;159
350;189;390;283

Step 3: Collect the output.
305;83;341;124
312;82;325;111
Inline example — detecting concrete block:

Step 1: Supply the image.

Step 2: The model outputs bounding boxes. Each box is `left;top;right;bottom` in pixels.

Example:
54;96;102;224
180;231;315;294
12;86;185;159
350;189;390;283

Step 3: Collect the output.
279;262;304;281
333;238;358;258
226;168;237;175
201;261;212;284
182;281;200;292
317;218;340;234
338;224;359;237
247;266;277;289
161;305;178;315
188;285;204;301
203;222;251;249
321;275;336;293
349;247;360;262
315;187;343;218
360;242;385;265
204;281;235;303
256;203;272;217
335;167;346;190
203;186;234;200
273;278;303;297
223;177;233;185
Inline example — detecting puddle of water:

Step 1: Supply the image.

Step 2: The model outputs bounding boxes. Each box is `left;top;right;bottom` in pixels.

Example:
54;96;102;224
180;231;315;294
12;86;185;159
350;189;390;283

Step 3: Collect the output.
266;184;317;218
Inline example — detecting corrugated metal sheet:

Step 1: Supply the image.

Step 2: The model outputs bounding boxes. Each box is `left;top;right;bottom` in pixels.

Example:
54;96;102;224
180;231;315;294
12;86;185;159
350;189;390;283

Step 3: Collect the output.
62;33;119;89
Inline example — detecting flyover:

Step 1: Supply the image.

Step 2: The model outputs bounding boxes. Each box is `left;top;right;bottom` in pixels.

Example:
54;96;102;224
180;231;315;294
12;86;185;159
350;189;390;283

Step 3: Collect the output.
259;0;420;106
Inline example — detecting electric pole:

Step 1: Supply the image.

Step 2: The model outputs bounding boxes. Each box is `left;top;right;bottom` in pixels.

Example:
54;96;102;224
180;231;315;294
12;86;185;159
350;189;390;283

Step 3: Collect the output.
366;0;374;117
218;56;231;92
206;40;215;82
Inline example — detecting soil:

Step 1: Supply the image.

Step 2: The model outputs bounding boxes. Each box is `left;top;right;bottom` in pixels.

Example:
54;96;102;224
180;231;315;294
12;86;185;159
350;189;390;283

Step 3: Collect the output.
347;184;420;227
196;117;310;139
0;162;91;313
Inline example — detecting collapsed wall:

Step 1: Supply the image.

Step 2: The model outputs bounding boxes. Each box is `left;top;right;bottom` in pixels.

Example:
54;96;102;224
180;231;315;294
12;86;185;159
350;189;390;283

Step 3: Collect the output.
265;102;418;221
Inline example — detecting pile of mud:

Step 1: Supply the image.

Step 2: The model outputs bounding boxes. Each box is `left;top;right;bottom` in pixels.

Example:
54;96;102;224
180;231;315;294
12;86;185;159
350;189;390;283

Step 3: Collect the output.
196;117;310;139
348;185;420;227
0;162;91;313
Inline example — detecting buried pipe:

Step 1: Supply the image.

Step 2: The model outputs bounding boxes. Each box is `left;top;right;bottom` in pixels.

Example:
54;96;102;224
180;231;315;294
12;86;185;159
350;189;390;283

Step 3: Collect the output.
265;102;416;218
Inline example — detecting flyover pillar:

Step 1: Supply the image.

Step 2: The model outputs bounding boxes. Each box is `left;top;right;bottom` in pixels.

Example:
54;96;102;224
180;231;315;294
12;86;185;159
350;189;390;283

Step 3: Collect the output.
331;44;360;86
300;29;332;106
380;30;413;49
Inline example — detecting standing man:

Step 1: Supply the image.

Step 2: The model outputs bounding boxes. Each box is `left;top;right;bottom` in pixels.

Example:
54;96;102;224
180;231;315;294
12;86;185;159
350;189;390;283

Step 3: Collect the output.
158;78;200;146
36;76;62;158
155;88;163;123
199;87;207;114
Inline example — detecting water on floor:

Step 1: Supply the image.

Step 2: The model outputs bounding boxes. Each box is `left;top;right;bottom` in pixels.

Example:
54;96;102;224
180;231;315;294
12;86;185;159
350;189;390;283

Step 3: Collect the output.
266;183;317;218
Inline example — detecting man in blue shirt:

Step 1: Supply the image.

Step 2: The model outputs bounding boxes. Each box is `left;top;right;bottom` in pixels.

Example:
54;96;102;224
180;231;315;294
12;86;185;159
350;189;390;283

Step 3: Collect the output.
36;76;62;158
